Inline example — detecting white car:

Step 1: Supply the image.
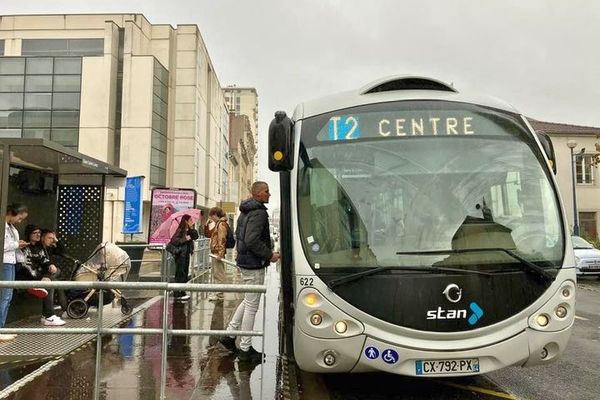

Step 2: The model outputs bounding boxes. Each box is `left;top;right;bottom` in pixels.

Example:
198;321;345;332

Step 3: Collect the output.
572;235;600;276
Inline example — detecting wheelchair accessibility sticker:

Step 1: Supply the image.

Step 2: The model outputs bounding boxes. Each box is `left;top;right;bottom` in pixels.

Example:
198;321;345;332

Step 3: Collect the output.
365;346;379;360
382;349;399;364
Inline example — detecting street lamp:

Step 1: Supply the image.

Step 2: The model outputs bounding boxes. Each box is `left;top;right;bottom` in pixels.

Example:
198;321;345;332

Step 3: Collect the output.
567;140;585;236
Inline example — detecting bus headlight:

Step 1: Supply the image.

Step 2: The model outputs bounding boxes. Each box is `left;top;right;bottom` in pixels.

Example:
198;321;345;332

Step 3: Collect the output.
334;321;348;334
310;313;323;326
555;305;568;319
536;314;550;327
305;293;319;307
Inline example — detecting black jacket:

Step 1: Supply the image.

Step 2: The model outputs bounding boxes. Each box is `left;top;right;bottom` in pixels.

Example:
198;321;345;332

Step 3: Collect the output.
19;244;52;279
168;227;199;259
236;199;273;269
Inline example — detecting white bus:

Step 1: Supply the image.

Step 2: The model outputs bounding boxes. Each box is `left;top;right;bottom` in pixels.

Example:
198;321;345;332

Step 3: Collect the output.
269;76;575;376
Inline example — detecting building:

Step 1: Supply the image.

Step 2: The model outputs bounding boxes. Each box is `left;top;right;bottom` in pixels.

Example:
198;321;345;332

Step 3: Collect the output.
224;86;258;183
228;113;256;204
530;119;600;240
0;14;231;242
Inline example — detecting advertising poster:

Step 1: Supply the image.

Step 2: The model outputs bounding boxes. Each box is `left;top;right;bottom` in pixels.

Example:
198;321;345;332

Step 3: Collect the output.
122;176;144;234
148;188;198;245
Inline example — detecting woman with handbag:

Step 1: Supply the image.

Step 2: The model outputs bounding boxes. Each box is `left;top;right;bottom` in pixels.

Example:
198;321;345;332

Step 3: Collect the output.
167;215;199;301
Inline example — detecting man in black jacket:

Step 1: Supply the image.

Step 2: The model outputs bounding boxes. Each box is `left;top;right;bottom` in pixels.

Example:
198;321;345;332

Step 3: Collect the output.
220;181;280;362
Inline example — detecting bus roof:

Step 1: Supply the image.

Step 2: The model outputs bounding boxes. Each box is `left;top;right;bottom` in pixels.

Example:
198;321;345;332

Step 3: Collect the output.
293;75;520;121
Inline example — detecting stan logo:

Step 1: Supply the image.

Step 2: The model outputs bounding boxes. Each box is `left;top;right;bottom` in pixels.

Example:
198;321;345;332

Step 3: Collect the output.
426;284;484;326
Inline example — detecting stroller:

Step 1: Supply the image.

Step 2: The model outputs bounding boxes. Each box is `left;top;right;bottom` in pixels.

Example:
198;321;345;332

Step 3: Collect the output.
66;242;133;319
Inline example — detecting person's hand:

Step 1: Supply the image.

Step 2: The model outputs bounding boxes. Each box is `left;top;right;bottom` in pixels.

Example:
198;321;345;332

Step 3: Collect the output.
270;252;281;263
48;265;58;274
18;240;28;248
185;235;191;241
213;255;222;261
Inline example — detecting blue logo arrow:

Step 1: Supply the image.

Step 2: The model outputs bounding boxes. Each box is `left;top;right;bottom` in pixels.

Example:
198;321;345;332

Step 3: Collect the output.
468;302;484;325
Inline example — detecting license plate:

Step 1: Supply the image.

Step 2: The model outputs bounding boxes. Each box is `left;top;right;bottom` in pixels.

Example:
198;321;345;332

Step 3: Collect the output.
416;358;480;375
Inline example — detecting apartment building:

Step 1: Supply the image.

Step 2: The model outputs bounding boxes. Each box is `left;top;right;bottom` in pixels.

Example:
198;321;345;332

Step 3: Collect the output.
224;86;258;184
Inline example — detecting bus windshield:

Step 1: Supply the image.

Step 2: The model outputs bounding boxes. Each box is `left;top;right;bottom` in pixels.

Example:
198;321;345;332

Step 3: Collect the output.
297;101;564;271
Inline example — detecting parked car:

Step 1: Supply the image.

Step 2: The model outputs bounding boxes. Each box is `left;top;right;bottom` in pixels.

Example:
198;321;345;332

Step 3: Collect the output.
572;235;600;276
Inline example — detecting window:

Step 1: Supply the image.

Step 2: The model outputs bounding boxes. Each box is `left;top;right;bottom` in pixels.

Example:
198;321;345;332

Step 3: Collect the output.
26;58;53;74
150;59;169;186
0;76;24;92
0;58;24;75
0;40;4;56
576;154;595;184
21;39;103;57
0;57;81;147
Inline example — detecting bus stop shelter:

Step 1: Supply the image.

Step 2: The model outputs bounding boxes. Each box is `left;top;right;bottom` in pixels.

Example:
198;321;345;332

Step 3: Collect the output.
0;138;127;262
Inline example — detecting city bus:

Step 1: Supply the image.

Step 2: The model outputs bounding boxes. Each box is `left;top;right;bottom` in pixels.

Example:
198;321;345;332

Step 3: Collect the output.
268;76;575;376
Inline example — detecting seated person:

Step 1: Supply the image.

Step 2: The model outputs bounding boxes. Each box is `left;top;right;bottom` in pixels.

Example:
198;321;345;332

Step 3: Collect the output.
40;229;71;315
20;225;66;326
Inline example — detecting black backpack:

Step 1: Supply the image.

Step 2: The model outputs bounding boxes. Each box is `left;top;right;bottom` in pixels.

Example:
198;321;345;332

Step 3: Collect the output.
221;222;236;249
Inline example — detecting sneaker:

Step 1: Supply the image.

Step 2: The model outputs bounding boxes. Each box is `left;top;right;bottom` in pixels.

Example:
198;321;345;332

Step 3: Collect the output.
218;336;237;353
238;346;263;362
176;294;190;301
27;288;48;299
41;315;66;326
208;294;223;302
0;334;16;342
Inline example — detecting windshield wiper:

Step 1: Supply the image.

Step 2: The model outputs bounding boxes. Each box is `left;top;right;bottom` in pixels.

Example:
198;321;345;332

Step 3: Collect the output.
327;265;494;289
396;248;555;283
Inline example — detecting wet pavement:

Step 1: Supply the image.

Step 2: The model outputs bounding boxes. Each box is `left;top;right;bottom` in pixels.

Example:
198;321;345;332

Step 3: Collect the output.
0;265;282;400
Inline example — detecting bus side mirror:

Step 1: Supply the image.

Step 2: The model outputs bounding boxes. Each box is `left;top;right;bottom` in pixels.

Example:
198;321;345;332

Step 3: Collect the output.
537;131;557;174
268;111;294;171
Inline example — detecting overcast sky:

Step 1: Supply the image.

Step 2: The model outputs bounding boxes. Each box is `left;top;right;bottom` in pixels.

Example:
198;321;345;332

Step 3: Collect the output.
4;1;600;206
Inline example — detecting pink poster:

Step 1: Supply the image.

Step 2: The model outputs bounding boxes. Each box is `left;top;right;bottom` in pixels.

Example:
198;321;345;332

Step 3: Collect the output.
148;188;198;245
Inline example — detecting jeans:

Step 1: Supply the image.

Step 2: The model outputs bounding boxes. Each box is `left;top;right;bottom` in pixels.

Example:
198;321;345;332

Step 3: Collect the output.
226;268;265;351
0;263;15;327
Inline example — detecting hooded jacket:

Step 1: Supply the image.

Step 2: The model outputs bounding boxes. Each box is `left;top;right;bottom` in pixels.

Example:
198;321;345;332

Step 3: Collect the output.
236;198;273;269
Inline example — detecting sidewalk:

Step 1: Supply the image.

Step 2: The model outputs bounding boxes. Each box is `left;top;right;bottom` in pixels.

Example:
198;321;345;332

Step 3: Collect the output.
0;264;281;400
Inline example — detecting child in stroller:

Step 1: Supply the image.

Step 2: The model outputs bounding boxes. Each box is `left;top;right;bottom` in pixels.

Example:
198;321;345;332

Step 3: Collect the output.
66;242;133;319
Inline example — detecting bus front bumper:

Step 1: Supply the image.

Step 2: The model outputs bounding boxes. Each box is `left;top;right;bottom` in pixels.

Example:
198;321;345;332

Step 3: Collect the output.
294;325;572;376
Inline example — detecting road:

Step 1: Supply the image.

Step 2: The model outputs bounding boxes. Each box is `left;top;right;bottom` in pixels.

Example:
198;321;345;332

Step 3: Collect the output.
297;277;600;400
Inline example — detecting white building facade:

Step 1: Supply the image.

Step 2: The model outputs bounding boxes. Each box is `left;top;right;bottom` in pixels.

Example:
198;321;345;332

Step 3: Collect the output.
0;14;231;242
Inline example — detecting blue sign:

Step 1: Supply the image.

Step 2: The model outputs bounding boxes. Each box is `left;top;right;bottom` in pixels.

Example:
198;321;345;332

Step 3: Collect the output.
365;346;379;360
123;176;144;234
328;115;362;141
381;349;399;364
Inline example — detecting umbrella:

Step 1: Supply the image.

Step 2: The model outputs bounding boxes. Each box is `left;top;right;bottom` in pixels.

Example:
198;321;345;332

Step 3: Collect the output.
150;208;202;244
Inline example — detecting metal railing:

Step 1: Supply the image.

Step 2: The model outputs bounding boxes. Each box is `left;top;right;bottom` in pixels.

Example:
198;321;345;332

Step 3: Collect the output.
0;271;268;399
115;238;212;283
